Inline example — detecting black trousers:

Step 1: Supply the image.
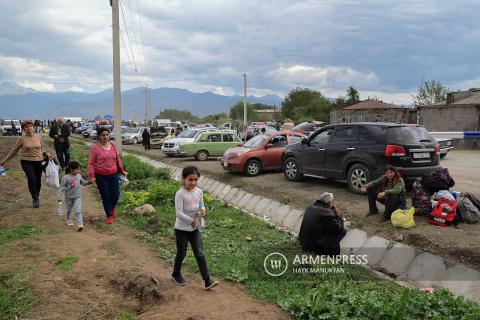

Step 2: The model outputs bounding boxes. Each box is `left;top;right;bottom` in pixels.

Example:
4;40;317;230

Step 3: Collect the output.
55;143;70;169
173;229;210;281
20;160;43;200
143;140;151;150
368;189;402;219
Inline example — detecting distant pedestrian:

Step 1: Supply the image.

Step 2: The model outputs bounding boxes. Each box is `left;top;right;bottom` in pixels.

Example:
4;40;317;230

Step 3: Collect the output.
88;127;128;224
0;120;54;207
142;129;151;151
57;161;90;231
172;166;219;290
49;117;71;171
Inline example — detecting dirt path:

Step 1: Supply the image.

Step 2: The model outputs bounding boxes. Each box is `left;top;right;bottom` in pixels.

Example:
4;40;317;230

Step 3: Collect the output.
120;141;480;270
0;137;289;320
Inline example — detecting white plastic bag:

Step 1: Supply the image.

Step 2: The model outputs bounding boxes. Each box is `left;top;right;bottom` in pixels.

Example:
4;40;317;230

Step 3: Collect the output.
45;160;59;188
57;201;64;215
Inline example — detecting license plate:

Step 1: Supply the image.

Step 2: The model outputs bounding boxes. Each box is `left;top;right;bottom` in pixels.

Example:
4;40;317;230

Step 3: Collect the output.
413;152;430;159
223;161;228;167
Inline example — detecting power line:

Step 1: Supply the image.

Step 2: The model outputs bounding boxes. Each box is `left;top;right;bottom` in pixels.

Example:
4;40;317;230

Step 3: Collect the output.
124;0;143;80
135;0;146;83
119;28;140;80
118;0;139;80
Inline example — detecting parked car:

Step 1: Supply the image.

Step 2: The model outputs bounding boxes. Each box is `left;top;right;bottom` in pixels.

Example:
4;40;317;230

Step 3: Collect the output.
282;123;442;193
122;127;146;144
162;128;213;156
246;125;277;140
1;120;21;136
291;121;325;136
150;126;176;148
180;131;241;160
221;130;306;176
431;136;454;159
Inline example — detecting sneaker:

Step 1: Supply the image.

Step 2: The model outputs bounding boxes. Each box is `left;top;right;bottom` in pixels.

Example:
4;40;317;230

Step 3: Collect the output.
32;199;40;208
105;216;114;224
171;273;186;286
67;219;74;226
78;224;84;232
205;278;219;290
112;208;117;218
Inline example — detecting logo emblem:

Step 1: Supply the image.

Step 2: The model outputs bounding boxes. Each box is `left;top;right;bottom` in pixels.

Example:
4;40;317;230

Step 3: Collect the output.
264;252;288;277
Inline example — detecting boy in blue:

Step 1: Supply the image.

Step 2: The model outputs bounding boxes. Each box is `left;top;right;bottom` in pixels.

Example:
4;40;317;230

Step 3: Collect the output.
172;166;219;290
57;161;90;231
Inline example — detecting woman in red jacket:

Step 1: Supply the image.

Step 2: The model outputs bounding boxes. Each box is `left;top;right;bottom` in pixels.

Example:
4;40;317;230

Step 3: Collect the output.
88;127;128;224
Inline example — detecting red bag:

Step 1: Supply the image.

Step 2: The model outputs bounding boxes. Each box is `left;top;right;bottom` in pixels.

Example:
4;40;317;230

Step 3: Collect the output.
429;199;457;227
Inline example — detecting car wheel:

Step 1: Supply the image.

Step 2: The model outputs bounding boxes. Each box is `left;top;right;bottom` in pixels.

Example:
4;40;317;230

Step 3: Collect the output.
133;137;138;144
245;159;261;176
283;157;303;181
347;164;371;194
196;150;209;161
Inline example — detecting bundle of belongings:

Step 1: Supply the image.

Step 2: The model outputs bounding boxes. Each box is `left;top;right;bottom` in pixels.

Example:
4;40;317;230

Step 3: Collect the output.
411;168;480;227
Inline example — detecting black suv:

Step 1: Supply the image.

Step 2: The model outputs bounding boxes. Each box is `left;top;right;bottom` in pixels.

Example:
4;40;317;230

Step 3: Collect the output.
282;123;441;193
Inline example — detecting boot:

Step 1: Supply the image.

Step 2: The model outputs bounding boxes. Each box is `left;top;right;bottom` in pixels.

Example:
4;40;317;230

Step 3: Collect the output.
32;195;40;208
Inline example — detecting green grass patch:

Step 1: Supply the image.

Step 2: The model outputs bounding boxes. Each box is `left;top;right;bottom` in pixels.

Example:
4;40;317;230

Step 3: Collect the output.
0;225;41;245
56;255;79;271
0;270;35;320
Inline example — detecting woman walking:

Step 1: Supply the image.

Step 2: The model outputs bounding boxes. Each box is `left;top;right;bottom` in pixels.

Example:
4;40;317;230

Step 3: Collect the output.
88;127;128;224
0;120;53;207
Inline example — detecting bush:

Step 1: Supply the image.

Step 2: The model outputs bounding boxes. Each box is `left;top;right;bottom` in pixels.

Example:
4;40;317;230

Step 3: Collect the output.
122;155;170;181
120;191;150;211
147;181;181;207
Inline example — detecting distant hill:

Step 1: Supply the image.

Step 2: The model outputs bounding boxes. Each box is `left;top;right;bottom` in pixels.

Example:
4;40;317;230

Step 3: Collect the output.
0;84;283;120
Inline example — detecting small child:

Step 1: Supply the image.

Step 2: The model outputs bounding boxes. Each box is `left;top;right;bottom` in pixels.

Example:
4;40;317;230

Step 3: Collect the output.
172;166;219;290
57;161;90;231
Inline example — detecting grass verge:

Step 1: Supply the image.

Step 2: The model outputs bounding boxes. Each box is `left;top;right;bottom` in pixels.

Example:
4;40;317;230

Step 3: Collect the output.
0;225;41;245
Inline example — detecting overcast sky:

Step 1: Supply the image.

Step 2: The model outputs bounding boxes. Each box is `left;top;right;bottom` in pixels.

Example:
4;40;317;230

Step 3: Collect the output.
0;0;479;104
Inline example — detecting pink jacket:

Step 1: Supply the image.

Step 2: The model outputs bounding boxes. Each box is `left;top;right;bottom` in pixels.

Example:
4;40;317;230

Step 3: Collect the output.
88;143;126;180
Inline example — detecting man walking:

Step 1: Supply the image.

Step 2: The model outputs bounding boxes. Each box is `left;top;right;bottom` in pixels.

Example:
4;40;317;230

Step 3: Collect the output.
49;118;71;170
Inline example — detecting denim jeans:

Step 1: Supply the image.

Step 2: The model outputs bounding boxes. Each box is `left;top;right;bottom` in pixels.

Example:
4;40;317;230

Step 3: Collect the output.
173;229;210;281
95;173;120;217
66;196;83;225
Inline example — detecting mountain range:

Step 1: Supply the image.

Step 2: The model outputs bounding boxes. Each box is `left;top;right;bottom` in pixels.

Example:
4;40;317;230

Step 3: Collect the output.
0;83;283;120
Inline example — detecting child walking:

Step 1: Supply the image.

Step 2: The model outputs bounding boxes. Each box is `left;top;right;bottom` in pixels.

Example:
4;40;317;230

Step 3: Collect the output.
57;161;90;231
172;166;219;290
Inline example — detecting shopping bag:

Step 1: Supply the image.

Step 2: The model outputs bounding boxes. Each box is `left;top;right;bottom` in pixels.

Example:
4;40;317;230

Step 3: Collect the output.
45;160;59;188
391;207;416;228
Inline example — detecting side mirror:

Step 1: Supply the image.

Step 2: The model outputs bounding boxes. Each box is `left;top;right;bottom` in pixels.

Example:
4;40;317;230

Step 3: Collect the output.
265;143;274;149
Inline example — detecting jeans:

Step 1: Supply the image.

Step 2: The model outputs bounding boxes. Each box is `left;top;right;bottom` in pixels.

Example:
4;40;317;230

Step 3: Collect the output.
66;196;83;225
368;189;402;219
55;143;70;169
20;160;43;200
95;173;120;217
173;229;210;281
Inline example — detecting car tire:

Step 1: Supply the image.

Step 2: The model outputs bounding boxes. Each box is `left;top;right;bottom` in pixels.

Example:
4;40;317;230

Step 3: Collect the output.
245;159;261;176
166;154;174;157
283;157;303;181
196;150;209;161
347;164;371;194
133;137;138;144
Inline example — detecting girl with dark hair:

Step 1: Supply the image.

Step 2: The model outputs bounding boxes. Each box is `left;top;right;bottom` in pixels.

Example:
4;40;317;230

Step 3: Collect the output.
88;127;128;224
171;166;219;290
361;165;406;222
0;120;54;207
57;161;90;231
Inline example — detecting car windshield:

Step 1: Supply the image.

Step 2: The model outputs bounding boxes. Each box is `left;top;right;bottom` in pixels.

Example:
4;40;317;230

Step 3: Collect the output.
387;126;435;144
177;129;199;138
243;134;268;147
126;128;140;133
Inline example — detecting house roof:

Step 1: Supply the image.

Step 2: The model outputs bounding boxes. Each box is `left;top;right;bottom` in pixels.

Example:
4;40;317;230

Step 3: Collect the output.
424;90;480;107
340;99;403;110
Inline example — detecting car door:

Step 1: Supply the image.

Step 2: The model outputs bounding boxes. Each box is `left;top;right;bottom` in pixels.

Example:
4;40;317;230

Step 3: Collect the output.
263;134;288;169
220;133;238;156
299;127;334;176
325;125;358;178
206;133;222;156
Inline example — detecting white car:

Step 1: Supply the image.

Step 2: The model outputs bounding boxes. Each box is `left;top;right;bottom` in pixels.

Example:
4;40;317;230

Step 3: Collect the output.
161;128;212;156
1;120;21;136
122;127;147;144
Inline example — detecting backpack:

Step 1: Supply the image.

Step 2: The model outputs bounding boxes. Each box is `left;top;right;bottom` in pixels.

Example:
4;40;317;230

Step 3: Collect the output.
422;168;455;193
429;198;458;227
456;196;480;224
411;177;433;216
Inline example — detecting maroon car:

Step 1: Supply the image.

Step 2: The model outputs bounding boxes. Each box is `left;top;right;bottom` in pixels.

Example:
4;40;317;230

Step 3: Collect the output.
221;130;305;176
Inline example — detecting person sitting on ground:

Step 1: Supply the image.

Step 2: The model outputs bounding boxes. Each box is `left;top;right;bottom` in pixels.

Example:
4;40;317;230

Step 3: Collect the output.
298;192;347;256
361;165;406;222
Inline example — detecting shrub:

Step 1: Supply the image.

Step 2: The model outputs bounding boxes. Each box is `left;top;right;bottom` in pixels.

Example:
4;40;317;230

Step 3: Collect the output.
120;190;150;210
147;181;181;207
122;155;170;181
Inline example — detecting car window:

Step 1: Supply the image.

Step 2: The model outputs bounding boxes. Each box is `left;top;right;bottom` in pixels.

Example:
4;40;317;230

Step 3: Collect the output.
310;128;333;144
289;134;303;144
270;135;288;147
223;133;234;142
332;126;357;143
358;126;374;143
207;133;222;142
387;126;435;144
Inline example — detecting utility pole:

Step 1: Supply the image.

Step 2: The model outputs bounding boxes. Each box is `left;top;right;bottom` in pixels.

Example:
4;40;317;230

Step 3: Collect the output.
111;0;122;154
145;84;148;126
243;73;247;141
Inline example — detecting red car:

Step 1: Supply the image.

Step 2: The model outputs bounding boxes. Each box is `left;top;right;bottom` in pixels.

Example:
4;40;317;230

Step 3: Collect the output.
221;130;306;176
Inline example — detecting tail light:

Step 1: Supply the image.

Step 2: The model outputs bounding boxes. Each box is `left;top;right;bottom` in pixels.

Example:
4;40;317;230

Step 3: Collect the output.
435;144;441;155
385;144;406;156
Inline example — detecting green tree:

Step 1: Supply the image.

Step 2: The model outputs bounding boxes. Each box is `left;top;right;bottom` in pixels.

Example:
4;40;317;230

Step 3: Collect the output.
229;101;258;122
345;86;360;105
155;109;198;122
413;80;448;106
281;88;331;122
